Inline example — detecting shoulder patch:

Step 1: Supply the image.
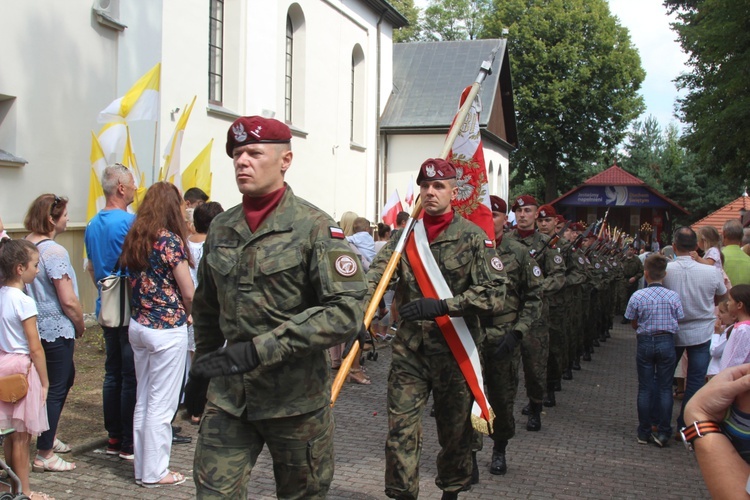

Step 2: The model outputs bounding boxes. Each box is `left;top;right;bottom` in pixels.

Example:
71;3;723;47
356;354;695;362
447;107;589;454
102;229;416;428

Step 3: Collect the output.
485;239;494;248
604;267;609;272
595;263;601;269
553;254;563;265
329;227;345;239
578;256;585;265
491;256;504;272
334;254;358;276
532;266;542;277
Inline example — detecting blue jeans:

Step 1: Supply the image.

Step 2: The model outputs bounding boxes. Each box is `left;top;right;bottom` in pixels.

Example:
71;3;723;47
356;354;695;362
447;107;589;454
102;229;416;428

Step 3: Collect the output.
102;326;136;450
675;340;711;429
636;334;676;437
37;337;75;451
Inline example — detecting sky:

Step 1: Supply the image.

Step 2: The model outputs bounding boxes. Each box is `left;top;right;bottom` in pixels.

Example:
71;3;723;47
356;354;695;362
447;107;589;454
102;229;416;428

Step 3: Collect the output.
413;0;690;131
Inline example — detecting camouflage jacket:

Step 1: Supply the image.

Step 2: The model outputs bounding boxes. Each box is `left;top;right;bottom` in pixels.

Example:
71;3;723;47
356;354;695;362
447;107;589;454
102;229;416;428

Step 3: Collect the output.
622;255;644;282
507;230;566;304
482;236;543;339
366;213;507;355
193;186;367;420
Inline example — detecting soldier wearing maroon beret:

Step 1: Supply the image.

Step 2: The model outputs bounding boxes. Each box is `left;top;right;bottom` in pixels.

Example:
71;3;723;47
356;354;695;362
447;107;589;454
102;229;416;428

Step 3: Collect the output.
192;116;367;499
508;195;566;433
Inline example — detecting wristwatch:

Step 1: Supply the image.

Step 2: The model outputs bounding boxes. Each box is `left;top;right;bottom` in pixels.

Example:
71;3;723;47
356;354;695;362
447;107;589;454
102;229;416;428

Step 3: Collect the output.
679;420;723;452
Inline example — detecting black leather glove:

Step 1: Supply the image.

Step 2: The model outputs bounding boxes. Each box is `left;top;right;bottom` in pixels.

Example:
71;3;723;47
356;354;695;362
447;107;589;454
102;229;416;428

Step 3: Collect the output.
342;323;368;359
494;330;522;361
399;298;449;321
183;375;209;417
190;341;260;379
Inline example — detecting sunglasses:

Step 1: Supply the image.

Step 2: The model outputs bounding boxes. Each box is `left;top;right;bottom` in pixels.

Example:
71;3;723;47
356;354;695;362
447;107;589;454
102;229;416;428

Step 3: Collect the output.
51;196;62;212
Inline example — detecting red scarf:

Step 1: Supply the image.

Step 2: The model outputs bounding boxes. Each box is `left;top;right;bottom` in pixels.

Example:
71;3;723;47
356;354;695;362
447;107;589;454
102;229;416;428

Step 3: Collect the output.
242;186;286;232
516;228;535;238
423;212;454;243
495;233;503;247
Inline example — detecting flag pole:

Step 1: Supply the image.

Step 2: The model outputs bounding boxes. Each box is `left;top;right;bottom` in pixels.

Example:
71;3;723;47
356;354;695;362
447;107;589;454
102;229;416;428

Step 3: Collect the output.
330;43;503;405
151;120;159;185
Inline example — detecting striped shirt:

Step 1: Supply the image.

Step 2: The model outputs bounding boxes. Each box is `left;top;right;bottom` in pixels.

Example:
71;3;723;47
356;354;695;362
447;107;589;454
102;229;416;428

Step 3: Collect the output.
625;283;684;336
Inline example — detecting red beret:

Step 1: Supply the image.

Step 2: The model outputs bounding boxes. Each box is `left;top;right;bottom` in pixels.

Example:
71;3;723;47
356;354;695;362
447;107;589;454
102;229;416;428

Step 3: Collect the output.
511;195;539;212
226;116;292;157
555;214;566;224
489;195;507;214
571;222;585;232
417;158;456;185
537;204;558;219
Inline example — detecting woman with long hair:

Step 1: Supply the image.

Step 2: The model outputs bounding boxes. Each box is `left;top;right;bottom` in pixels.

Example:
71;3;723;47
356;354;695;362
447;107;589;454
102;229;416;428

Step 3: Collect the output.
120;182;194;488
24;194;84;472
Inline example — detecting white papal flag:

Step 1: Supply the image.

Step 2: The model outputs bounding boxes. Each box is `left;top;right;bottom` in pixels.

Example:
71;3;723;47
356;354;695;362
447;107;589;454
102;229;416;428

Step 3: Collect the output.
98;63;161;123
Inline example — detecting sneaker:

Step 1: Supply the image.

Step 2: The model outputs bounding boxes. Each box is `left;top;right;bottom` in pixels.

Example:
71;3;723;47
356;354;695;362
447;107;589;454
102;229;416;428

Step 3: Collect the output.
637;434;652;445
652;432;669;448
106;438;121;455
119;447;135;460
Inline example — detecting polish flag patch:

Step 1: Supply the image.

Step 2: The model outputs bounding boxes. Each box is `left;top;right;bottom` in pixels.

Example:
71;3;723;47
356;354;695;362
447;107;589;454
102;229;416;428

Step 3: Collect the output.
484;239;494;248
330;227;345;239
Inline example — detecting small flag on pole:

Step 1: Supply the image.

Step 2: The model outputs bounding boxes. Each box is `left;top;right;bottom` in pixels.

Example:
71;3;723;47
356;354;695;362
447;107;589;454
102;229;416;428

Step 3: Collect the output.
98;63;161;123
404;176;415;207
382;190;404;227
448;86;494;241
182;139;214;197
160;95;197;191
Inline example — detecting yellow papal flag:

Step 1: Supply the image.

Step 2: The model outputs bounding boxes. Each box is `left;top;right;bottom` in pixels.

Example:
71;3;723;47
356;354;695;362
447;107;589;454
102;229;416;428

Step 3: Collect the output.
98;62;161;123
182;139;213;197
87;132;108;222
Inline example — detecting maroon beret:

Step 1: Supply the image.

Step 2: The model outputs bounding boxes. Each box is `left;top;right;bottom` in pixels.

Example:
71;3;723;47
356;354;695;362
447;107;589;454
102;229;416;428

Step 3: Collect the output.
489;195;507;214
571;222;586;232
416;158;457;185
555;214;566;224
511;195;539;212
226;116;292;157
537;204;557;219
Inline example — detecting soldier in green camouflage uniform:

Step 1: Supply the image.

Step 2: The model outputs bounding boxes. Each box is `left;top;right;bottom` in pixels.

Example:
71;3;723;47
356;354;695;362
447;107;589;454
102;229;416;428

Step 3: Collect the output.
368;159;507;500
619;247;644;321
535;205;569;407
190;116;367;500
560;222;587;377
508;196;566;431
473;196;543;478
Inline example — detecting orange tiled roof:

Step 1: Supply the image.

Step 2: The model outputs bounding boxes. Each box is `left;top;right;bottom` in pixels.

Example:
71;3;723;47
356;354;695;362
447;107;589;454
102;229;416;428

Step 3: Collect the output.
584;164;645;186
691;194;749;231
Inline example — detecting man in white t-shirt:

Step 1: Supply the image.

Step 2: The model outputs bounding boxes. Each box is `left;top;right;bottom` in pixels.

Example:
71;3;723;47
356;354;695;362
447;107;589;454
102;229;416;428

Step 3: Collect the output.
664;226;727;431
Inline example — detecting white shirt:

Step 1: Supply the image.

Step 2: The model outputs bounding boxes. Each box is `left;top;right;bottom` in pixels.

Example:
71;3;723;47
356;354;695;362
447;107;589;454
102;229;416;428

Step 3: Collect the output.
664;256;727;347
0;286;39;354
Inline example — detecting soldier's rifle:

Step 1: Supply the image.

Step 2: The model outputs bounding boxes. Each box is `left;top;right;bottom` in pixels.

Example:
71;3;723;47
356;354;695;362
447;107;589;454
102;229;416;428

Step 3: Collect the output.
330;44;504;405
562;222;594;256
530;220;571;260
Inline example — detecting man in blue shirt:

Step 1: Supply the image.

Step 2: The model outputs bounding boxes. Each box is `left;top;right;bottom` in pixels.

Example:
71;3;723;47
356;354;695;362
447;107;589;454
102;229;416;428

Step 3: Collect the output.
84;164;137;460
625;253;684;447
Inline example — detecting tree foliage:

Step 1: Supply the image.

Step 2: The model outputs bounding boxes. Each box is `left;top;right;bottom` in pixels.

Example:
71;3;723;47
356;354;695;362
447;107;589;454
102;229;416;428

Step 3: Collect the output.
619;116;735;226
664;0;750;182
421;0;492;41
483;0;645;202
390;0;421;43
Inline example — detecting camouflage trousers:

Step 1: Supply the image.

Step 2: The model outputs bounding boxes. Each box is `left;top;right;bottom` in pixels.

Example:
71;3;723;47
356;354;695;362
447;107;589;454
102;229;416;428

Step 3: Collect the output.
520;322;549;402
385;338;474;500
193;402;334;499
566;288;583;363
478;324;521;444
547;306;567;383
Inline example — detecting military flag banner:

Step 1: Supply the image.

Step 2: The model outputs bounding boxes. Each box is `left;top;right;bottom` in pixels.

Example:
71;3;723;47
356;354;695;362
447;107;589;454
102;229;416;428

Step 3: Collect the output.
448;85;494;241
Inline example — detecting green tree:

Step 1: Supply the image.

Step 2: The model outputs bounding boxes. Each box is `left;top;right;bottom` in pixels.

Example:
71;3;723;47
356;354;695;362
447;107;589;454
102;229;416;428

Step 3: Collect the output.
483;0;645;202
665;0;750;182
422;0;492;41
390;0;421;43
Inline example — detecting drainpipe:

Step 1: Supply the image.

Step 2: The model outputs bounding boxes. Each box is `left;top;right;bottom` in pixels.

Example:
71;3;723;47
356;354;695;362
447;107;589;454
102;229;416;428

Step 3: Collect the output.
375;10;386;221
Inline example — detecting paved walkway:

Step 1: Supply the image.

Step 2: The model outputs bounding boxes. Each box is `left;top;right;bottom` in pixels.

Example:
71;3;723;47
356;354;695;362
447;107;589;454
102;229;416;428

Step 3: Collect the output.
29;320;710;499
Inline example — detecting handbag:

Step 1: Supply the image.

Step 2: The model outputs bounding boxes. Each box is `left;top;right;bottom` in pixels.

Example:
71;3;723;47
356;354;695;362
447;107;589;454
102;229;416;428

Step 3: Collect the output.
0;362;31;404
98;261;131;328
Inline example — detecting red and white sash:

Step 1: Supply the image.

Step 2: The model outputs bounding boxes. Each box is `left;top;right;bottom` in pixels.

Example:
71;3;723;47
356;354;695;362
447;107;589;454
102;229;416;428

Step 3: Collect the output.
404;220;494;435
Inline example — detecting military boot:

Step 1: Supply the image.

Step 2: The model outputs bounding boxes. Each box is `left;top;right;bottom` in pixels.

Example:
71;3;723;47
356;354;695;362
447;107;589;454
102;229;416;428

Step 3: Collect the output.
441;492;459;500
521;402;531;416
553;380;562;391
582;347;592;361
599;332;607;342
490;450;507;475
592;338;600;347
562;367;573;380
471;451;479;484
543;382;556;407
526;402;542;431
572;357;582;370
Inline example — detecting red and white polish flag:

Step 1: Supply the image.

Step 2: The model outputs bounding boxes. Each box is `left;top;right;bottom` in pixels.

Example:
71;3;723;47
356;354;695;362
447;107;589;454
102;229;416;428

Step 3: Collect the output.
382;190;404;228
404;176;415;208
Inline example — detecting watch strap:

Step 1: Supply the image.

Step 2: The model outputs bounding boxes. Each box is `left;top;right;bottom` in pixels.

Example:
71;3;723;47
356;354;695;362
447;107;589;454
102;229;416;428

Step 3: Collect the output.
680;420;722;451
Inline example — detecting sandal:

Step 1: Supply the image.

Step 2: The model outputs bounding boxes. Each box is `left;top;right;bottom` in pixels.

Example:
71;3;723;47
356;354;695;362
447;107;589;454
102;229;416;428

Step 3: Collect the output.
141;471;187;488
348;369;371;385
32;453;76;472
30;492;55;500
52;437;71;454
